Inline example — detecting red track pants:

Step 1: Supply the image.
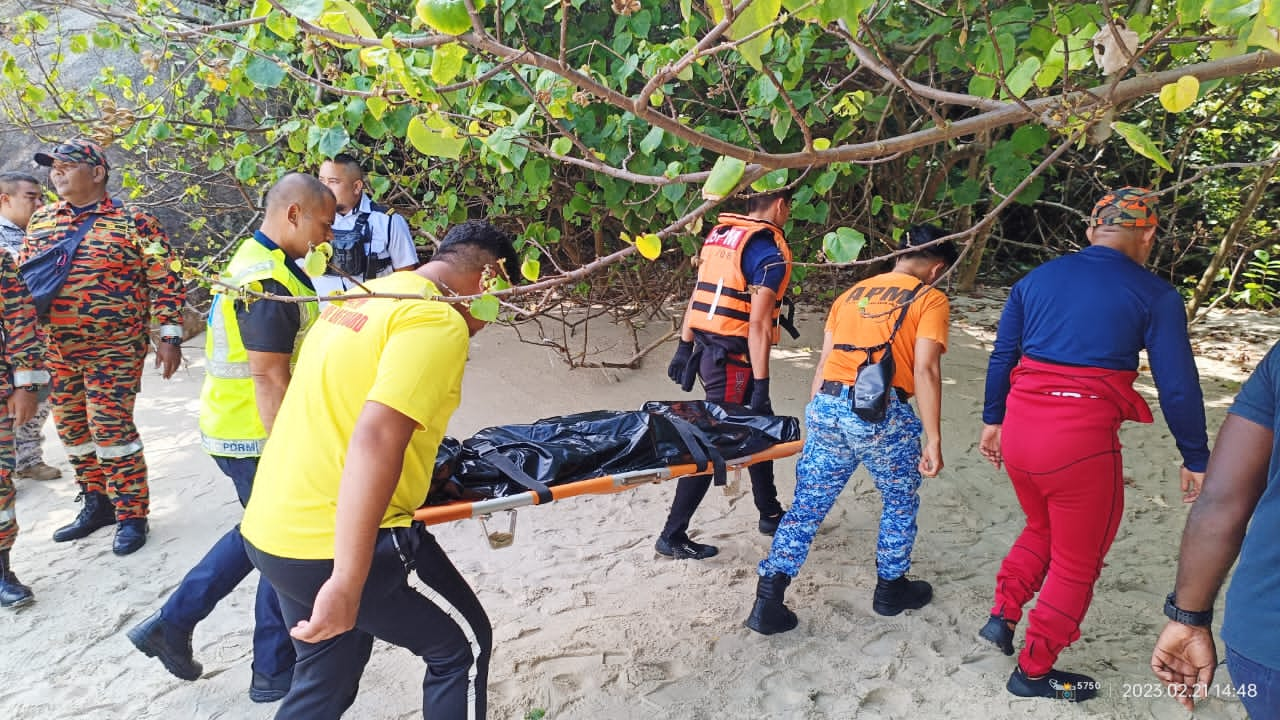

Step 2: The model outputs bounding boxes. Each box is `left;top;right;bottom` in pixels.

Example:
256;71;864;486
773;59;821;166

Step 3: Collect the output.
991;387;1126;677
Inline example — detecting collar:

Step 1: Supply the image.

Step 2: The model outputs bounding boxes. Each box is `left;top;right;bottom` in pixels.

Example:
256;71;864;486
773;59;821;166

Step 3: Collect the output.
0;215;21;233
1083;244;1133;263
254;230;316;291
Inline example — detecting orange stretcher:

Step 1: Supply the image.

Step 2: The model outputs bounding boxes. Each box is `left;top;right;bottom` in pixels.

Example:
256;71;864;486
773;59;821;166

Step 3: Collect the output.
413;440;804;546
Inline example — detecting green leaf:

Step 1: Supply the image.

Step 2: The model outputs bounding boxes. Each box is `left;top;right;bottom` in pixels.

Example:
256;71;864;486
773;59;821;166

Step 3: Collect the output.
639;126;664;155
521;257;541;281
550;137;572;155
1005;56;1040;98
968;75;997;98
701;155;746;200
469;294;499;322
1177;0;1207;22
1247;4;1280;51
282;0;325;21
707;0;782;71
636;233;662;260
1208;0;1259;27
265;10;299;39
523;158;551;191
407;113;467;159
245;56;285;88
310;125;350;158
1111;121;1173;172
822;227;866;263
208;154;226;172
366;95;389;120
69;34;88;54
813;138;831;150
751;168;788;192
235;156;257;182
1010;124;1049;155
1158;75;1200;112
431;42;467;85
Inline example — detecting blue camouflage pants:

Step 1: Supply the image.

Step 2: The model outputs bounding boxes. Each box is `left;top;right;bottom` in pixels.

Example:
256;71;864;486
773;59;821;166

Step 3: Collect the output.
759;388;924;581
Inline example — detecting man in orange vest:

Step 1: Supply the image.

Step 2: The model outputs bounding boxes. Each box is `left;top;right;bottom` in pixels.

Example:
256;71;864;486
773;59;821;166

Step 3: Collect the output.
660;190;794;559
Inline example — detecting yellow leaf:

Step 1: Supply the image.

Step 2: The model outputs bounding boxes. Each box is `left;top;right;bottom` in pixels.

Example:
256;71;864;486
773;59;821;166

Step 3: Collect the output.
168;259;182;272
1158;75;1199;113
813;138;831;150
637;233;662;260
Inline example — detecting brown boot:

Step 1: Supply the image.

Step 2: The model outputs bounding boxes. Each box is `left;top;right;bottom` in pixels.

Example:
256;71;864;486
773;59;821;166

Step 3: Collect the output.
15;463;61;481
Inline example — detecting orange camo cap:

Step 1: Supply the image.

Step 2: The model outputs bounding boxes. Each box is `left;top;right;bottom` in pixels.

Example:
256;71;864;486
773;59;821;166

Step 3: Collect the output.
1090;186;1157;227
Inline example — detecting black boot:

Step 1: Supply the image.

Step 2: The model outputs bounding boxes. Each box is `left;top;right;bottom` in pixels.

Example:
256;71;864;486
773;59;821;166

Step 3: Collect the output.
127;610;202;681
979;614;1016;655
52;491;115;542
745;573;798;635
1006;665;1098;702
113;518;149;556
758;510;785;536
0;550;34;609
872;575;933;616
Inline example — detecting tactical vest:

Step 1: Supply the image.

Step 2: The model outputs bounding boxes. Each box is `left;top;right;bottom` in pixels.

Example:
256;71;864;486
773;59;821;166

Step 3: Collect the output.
199;237;318;457
687;213;793;343
328;203;395;280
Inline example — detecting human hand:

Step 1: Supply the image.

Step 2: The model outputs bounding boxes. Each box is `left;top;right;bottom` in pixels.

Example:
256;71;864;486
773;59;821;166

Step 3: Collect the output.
980;424;1003;469
6;388;36;426
919;439;943;477
748;377;772;414
667;340;693;385
290;575;362;644
1151;621;1217;711
1180;466;1205;504
155;342;181;379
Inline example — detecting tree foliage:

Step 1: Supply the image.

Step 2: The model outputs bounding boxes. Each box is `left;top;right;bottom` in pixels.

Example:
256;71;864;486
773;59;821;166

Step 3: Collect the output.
3;0;1280;324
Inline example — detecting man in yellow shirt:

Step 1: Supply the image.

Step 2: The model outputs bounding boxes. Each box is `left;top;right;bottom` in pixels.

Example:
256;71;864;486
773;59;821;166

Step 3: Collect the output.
242;220;518;719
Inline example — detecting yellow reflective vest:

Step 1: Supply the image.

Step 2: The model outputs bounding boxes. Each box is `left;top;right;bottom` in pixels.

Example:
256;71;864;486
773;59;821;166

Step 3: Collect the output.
199;235;318;457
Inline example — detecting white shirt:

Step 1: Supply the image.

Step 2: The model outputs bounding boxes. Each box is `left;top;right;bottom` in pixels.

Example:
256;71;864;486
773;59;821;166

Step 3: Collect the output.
309;194;417;300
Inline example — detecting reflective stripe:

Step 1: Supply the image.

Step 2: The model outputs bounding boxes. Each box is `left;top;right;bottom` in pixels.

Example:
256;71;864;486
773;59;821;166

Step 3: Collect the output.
206;359;252;379
64;441;96;457
419;581;484;720
97;440;143;459
13;369;50;386
201;434;266;457
159;324;183;338
0;508;13;524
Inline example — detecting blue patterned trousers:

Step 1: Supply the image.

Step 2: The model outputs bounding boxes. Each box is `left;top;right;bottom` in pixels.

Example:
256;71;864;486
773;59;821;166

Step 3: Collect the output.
759;389;924;581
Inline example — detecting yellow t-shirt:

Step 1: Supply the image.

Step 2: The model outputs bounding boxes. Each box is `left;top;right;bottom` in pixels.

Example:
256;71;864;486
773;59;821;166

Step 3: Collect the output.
822;272;950;396
241;272;470;560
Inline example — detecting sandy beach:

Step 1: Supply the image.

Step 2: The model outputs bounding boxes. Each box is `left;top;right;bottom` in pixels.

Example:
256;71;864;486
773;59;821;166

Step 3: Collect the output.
0;293;1265;720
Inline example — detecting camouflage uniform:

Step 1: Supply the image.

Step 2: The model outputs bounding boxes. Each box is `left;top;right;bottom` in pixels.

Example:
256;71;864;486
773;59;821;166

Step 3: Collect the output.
0;250;47;552
20;198;184;521
0;217;54;472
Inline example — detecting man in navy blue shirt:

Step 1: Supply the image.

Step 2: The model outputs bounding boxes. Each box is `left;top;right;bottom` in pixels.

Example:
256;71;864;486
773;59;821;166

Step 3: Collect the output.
977;187;1209;701
659;191;794;559
1151;340;1280;717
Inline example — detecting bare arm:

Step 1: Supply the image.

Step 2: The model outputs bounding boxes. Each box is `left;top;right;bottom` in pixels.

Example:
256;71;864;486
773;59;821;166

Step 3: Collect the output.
247;350;292;434
811;330;835;399
747;286;778;379
914;337;944;477
289;401;417;643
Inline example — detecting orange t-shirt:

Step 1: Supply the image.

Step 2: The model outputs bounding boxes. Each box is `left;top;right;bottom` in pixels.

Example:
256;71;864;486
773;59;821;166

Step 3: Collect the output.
822;271;950;396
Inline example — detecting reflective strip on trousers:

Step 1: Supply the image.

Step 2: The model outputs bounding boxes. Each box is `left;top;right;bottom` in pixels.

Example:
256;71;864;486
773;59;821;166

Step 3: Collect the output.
97;440;143;459
0;507;13;523
64;440;96;457
206;359;251;379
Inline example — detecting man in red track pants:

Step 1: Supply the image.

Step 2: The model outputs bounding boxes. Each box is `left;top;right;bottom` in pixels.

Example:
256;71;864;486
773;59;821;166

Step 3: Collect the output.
977;188;1210;702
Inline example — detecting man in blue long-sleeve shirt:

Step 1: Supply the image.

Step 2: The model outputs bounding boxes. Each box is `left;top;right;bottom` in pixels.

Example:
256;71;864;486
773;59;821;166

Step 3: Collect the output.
975;187;1210;702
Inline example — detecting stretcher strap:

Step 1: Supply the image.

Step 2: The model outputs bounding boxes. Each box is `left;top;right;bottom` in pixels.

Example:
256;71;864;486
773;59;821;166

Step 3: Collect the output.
472;441;554;504
664;416;727;486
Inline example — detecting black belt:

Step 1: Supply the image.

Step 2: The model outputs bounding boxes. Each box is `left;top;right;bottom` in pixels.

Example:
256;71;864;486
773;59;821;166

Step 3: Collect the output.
819;380;908;404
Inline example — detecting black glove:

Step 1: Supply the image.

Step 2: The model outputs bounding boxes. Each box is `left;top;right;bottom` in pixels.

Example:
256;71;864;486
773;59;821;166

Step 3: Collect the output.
748;377;773;414
668;340;694;385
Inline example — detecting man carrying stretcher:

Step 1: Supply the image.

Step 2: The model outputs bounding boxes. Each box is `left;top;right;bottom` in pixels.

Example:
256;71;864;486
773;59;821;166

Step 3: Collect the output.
659;190;795;559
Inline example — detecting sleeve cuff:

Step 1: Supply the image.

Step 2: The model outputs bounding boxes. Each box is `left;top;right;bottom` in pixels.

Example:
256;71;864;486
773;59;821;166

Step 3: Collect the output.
14;369;49;386
159;324;183;338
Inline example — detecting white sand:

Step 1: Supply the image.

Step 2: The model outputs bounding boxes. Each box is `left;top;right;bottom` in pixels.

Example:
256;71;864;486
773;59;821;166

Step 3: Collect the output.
0;296;1259;720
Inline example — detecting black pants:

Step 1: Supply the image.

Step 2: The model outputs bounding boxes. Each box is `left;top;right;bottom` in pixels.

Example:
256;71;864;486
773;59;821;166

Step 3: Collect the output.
246;525;491;720
659;341;782;543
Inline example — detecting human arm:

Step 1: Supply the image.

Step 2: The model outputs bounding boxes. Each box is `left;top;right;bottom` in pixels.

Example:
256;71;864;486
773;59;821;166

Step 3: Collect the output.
132;209;186;376
982;283;1025;426
289;400;417;643
0;253;46;425
1150;412;1272;709
248;351;291;434
666;301;696;385
914;337;945;477
747;285;778;381
1146;289;1210;484
811;331;836;399
386;213;418;271
236;280;303;432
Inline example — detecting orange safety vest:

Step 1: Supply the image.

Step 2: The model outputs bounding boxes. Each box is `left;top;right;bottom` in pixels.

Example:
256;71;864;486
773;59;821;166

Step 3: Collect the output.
687;213;793;343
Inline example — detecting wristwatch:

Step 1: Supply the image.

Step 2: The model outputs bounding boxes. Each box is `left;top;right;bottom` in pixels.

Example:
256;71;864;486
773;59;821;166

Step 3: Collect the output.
1164;592;1213;627
160;336;182;347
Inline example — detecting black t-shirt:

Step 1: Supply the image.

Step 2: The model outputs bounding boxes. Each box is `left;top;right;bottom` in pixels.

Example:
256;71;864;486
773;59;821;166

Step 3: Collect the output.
237;278;301;354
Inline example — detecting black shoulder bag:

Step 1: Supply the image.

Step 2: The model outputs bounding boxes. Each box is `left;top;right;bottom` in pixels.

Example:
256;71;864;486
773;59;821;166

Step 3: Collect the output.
833;282;924;423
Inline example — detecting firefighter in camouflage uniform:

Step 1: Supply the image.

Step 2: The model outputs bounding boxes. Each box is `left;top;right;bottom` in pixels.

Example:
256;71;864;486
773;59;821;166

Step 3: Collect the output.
21;140;185;556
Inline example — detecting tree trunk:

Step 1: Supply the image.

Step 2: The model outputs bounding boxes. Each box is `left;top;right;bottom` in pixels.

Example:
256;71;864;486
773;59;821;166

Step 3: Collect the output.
1185;149;1280;319
956;142;988;292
